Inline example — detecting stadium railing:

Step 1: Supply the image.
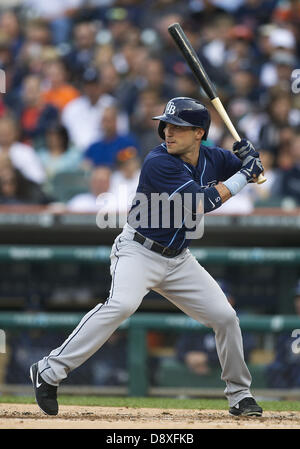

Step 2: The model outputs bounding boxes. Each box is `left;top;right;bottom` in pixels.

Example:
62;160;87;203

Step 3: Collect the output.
1;311;300;398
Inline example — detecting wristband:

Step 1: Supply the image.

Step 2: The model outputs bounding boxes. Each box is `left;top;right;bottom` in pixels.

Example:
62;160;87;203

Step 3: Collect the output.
223;172;247;196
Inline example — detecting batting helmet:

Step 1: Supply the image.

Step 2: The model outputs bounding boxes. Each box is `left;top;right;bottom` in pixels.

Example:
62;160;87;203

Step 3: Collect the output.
152;97;211;140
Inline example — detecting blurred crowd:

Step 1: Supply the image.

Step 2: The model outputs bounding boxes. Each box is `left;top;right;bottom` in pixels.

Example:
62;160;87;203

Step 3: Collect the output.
0;0;299;212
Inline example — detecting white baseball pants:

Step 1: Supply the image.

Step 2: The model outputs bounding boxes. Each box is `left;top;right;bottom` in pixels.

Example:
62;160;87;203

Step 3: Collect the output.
38;223;252;407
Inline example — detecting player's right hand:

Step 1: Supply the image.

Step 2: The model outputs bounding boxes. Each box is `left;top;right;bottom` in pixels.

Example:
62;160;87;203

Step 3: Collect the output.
233;138;259;160
239;155;264;183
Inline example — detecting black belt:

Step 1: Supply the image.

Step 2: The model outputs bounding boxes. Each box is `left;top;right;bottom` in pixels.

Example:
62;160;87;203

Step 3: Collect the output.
133;232;183;258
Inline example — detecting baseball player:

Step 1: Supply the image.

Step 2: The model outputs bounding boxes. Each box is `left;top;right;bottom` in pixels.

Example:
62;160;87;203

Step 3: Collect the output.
30;97;263;417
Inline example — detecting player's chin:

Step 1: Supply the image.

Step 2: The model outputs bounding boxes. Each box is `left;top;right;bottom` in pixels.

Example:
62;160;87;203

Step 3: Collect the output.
165;143;178;153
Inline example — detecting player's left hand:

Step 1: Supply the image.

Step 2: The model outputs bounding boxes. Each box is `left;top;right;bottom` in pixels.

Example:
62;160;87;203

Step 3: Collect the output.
239;155;264;183
233;138;259;160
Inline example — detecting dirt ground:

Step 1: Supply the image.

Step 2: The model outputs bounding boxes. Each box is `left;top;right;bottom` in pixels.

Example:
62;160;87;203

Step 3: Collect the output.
0;403;300;429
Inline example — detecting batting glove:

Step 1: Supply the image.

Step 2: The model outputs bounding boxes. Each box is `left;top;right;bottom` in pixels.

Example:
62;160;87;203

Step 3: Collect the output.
233;138;259;160
239;155;264;183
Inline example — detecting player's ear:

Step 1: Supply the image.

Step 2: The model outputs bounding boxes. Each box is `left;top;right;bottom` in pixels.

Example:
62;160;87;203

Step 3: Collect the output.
195;128;205;140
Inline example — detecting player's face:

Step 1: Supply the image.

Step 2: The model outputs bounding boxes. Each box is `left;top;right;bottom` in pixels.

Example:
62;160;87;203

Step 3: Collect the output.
164;123;203;156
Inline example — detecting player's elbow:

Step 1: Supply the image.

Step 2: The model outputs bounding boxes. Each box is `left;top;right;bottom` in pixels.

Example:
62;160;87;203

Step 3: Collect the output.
186;188;222;215
203;188;222;213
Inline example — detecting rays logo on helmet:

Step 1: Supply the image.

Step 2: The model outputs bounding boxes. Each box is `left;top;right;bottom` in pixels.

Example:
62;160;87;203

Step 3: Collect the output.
152;97;211;140
165;101;176;115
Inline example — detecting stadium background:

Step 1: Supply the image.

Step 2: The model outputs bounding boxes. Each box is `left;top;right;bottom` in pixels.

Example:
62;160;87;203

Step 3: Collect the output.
0;0;300;399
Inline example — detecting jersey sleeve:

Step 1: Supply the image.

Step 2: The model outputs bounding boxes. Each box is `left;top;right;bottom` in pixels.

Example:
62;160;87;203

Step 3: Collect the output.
144;156;222;214
217;147;242;181
144;156;195;196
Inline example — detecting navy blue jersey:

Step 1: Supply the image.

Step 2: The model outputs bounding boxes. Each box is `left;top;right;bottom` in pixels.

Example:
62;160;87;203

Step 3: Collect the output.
127;143;241;250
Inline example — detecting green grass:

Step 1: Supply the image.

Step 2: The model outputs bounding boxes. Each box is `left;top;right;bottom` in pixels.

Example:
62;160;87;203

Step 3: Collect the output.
1;395;300;411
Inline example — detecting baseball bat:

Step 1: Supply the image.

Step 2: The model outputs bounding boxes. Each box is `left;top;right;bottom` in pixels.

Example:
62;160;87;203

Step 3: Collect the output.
168;22;266;184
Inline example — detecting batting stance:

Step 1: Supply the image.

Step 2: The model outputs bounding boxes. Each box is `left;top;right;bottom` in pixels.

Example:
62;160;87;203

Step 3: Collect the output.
31;97;264;417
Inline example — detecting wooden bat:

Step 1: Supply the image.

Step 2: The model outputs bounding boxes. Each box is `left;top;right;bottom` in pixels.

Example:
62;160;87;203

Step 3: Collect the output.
168;22;266;184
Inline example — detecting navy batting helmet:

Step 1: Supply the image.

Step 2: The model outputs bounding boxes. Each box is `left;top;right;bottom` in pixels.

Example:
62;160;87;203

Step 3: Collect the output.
152;97;211;140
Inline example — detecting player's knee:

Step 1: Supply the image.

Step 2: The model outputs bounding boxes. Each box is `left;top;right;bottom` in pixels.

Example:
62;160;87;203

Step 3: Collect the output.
214;308;238;330
118;301;138;319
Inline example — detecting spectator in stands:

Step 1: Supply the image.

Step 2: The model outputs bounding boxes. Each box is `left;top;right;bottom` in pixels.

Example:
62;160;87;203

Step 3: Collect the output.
17;18;52;77
82;105;139;169
276;125;298;171
24;17;52;47
0;84;7;118
205;105;226;146
231;97;267;147
142;57;176;100
67;165;111;212
99;63;135;117
255;23;276;69
0;1;297;217
109;146;141;214
145;2;185;27
0;10;24;60
258;93;299;159
272;0;300;26
110;43;150;115
173;73;201;102
197;13;235;74
229;63;263;107
176;281;255;375
269;51;298;93
275;4;300;63
131;88;164;159
94;43;114;69
259;27;297;89
105;7;140;48
226;25;257;75
265;280;300;388
250;150;281;206
277;130;300;206
234;0;280;29
37;124;82;189
61;67;129;151
0;115;45;184
41;58;80;112
64;21;98;84
0;32;19;110
0;155;50;204
18;74;59;148
22;0;83;45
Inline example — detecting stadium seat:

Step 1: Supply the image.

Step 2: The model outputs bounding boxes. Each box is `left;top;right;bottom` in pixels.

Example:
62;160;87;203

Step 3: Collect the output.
155;357;267;389
48;170;91;203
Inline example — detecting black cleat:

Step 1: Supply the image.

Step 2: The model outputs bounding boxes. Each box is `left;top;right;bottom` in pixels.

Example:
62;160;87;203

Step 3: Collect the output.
229;397;263;417
30;363;58;416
